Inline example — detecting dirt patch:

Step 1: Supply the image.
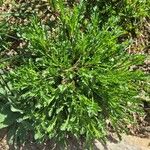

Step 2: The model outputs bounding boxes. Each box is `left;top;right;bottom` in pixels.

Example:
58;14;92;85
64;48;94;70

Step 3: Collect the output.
95;134;150;150
0;128;9;150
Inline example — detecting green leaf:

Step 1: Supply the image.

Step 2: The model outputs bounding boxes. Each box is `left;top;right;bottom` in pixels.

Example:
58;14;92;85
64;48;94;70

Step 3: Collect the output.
10;105;24;114
0;104;20;129
60;116;70;131
0;113;7;128
56;106;64;114
47;118;57;133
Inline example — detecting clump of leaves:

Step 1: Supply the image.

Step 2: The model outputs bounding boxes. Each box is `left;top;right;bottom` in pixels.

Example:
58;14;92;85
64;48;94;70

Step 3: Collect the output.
0;1;149;149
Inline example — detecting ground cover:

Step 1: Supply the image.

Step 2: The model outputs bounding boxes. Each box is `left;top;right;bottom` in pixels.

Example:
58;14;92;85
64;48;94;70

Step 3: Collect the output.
0;0;150;149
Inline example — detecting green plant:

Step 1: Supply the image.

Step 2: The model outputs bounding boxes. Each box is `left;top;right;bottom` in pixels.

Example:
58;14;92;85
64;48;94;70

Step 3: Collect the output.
0;0;149;149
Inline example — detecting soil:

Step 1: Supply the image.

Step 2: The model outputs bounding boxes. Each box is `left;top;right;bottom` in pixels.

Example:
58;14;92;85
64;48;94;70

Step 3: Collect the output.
95;134;150;150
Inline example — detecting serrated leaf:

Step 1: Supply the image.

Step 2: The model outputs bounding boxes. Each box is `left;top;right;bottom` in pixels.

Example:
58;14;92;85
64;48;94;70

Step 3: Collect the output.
47;118;57;133
56;106;64;114
60;116;69;131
